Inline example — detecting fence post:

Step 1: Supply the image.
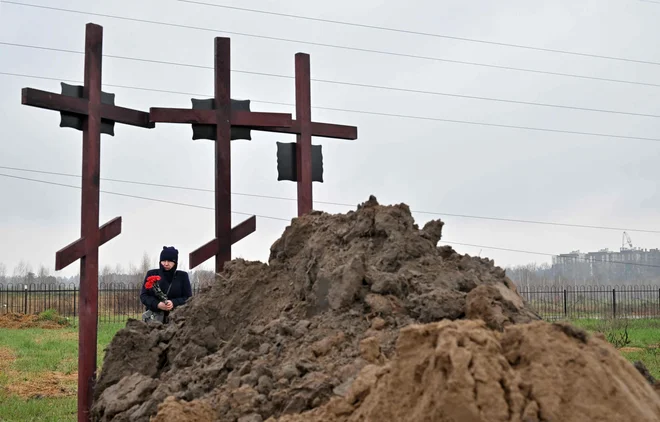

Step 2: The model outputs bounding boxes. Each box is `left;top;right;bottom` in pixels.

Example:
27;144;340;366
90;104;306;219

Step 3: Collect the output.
612;288;617;319
563;289;567;318
23;285;28;314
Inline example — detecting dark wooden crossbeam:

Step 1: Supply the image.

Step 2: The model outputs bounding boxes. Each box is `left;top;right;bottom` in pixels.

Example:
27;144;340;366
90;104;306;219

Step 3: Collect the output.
252;53;358;216
20;23;153;422
150;37;293;273
21;88;152;128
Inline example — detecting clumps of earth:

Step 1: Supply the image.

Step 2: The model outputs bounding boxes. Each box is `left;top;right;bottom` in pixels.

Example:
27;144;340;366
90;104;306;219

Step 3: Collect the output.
90;196;660;421
0;312;70;329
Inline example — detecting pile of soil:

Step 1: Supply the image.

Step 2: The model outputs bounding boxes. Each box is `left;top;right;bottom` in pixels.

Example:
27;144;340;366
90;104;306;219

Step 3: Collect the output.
273;320;660;422
0;312;69;329
90;196;658;422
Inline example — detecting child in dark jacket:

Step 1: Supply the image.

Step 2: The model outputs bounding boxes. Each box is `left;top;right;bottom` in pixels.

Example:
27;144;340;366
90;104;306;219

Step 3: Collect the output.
140;246;192;322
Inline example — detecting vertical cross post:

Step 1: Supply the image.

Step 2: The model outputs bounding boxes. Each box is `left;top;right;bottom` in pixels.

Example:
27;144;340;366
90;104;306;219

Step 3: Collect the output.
79;31;102;419
150;37;293;273
256;53;358;216
295;54;313;216
20;23;153;422
215;38;232;274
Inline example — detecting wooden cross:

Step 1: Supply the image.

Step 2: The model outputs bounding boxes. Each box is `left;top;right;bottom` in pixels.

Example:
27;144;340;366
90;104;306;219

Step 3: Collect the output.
20;23;153;422
255;53;358;216
150;37;293;273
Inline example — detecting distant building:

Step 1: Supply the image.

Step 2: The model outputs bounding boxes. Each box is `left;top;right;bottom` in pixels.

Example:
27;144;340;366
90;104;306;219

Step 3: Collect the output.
552;245;660;285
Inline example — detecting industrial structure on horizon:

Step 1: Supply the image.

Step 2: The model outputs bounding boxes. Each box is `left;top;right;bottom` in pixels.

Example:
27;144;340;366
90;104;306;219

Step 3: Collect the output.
552;232;660;284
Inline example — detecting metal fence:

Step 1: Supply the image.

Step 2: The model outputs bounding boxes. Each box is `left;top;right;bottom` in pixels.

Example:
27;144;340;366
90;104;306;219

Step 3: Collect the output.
4;282;660;323
0;281;202;323
516;284;660;320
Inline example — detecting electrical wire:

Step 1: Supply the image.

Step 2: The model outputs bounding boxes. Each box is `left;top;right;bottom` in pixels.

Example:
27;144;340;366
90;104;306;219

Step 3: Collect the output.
2;165;660;234
0;172;292;221
3;41;660;119
178;0;660;68
4;70;660;143
3;171;660;270
3;1;660;89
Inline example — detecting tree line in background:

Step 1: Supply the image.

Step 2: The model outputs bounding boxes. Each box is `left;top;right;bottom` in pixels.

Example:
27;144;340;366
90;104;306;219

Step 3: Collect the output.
0;252;218;287
3;255;660;288
505;260;660;287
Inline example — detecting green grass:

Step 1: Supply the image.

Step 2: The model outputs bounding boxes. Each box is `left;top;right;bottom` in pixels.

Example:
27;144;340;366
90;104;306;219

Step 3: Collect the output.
0;323;126;373
570;318;660;378
0;396;76;422
0;318;128;422
35;309;70;326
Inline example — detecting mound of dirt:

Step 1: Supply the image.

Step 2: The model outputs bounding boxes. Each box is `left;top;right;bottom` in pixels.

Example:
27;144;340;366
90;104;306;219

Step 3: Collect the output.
0;312;70;329
90;196;543;421
272;319;660;422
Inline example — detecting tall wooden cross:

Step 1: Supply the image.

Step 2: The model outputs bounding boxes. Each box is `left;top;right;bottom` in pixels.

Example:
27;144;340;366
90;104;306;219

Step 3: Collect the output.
20;23;153;422
150;37;293;273
255;53;358;216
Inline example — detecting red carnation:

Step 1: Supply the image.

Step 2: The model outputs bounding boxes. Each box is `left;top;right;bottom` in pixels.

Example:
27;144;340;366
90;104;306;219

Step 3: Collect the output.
145;275;161;289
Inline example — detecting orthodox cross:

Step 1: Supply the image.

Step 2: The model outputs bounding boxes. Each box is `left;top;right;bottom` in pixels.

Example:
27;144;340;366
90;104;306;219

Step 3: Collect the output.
20;23;153;422
255;53;358;216
150;37;293;273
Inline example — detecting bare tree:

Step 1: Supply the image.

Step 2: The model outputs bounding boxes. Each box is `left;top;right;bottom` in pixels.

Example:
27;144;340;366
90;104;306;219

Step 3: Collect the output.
127;260;142;286
100;265;113;285
127;261;138;275
139;252;151;275
37;265;50;284
0;262;6;283
193;269;216;288
13;260;32;284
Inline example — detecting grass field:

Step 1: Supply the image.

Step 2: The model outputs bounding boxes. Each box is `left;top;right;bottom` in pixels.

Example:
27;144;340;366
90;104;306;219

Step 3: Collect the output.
571;317;660;378
0;313;127;422
0;315;659;421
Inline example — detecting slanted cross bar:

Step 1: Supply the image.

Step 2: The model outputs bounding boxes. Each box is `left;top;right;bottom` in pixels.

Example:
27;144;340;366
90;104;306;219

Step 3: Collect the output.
20;23;153;422
150;37;293;273
256;53;358;216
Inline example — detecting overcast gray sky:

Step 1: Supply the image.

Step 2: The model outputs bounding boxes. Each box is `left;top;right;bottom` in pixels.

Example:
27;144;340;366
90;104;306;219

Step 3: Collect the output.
2;0;660;277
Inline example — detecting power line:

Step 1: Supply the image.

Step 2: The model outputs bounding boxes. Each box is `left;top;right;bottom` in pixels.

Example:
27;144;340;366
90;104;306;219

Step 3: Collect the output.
0;172;292;221
2;165;660;235
4;171;660;270
411;211;660;234
178;0;660;68
4;70;660;144
304;79;660;119
0;41;282;76
3;1;660;90
445;241;660;269
4;41;660;119
445;241;556;257
310;107;660;143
